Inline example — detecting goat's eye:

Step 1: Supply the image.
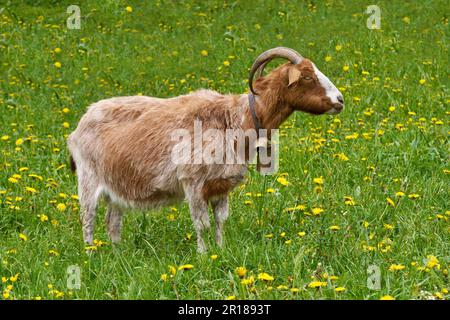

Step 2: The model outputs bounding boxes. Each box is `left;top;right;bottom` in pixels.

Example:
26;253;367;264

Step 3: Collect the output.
303;76;313;81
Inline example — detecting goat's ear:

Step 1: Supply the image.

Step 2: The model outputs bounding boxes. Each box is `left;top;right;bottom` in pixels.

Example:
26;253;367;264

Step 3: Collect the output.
288;67;302;87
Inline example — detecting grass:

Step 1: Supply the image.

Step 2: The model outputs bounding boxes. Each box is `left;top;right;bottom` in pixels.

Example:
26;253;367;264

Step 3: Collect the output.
0;0;449;300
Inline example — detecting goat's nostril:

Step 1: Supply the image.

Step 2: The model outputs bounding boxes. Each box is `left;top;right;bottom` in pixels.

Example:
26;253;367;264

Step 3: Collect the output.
337;95;344;104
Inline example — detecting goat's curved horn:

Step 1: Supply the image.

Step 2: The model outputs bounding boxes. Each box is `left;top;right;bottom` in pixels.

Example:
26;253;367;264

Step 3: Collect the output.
249;47;303;95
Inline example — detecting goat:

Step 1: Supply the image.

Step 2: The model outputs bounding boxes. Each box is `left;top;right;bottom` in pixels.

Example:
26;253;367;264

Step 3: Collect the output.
68;47;344;253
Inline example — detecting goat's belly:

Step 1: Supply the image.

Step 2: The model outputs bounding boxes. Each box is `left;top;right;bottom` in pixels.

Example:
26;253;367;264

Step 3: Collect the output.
101;184;184;210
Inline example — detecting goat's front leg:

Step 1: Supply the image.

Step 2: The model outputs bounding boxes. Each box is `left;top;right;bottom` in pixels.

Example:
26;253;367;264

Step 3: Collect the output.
211;195;229;247
184;183;211;253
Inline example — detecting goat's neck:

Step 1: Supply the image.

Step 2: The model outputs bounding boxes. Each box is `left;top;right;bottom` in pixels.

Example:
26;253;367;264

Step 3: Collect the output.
240;93;293;131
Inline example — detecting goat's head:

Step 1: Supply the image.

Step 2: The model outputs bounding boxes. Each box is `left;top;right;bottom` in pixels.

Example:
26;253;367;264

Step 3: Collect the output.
249;47;344;115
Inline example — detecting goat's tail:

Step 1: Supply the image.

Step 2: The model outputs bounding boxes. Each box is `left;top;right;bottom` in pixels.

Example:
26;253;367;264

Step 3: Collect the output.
69;155;76;172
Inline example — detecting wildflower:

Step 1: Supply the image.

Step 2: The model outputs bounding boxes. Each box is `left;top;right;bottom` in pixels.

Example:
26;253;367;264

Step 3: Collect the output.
335;287;346;293
85;245;97;252
56;203;66;211
290;288;300;293
380;295;395;300
54;61;62;68
1;135;9;141
125;6;133;13
160;274;168;281
25;187;37;194
19;233;28;241
276;177;289;186
241;275;255;285
335;153;349;161
329;225;340;231
200;50;208;56
226;295;236;300
386;197;395;207
384;223;394;230
335;44;342;51
313;176;324;185
62;107;70;113
325;55;332;62
266;188;276;193
311;207;324;215
389;264;405;271
8;177;18;184
210;254;218;261
168;265;177;276
408;193;420;199
236;267;247;278
389;106;396;112
223;60;230;67
178;264;194;271
257;273;274;281
49;250;59;256
308;281;327;288
63;122;70;128
342;65;349;71
298;231;306;237
344;196;355;206
395;191;405;197
38;214;49;222
15;138;23;145
425;255;439;269
10;273;19;282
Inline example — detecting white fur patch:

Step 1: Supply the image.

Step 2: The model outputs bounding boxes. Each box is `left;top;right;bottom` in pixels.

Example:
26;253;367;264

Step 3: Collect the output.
312;63;342;104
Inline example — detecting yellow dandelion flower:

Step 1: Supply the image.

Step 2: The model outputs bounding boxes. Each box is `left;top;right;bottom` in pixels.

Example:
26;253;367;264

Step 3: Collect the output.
389;264;405;271
312;207;324;215
125;6;133;13
386;197;395;207
313;176;324;185
56;203;66;211
169;265;177;276
19;233;28;241
200;50;208;56
25;187;37;194
54;61;62;68
241;275;255;285
276;177;289;186
335;287;346;293
257;273;274;281
380;295;395;300
236;267;247;278
178;264;194;271
308;281;327;288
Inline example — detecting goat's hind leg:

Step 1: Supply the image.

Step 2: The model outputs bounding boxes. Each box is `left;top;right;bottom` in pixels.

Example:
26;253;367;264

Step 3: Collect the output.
183;182;211;253
211;195;229;247
77;166;100;245
104;199;124;244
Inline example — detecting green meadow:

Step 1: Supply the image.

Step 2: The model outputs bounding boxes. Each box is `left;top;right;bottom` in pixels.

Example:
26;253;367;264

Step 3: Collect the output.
0;0;448;299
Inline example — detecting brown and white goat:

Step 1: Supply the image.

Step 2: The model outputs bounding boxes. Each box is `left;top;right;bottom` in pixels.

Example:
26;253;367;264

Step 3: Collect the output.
68;47;344;253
